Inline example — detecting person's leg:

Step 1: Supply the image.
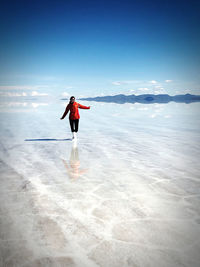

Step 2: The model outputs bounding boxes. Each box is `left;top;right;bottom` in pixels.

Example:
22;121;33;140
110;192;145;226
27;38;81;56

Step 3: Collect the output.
75;119;79;132
69;119;75;132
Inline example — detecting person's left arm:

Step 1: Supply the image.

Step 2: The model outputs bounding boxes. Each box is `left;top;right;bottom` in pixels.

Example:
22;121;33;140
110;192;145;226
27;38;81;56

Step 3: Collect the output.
78;103;90;109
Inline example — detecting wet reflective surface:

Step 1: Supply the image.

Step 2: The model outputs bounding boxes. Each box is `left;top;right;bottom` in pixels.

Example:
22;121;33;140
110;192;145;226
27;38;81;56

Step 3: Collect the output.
0;101;200;266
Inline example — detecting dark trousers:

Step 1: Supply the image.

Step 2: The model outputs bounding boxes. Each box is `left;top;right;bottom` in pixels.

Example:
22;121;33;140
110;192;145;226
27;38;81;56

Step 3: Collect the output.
69;119;79;132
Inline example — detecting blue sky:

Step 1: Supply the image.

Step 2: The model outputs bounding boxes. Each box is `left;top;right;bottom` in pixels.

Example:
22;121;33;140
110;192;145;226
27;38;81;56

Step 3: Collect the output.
0;0;200;97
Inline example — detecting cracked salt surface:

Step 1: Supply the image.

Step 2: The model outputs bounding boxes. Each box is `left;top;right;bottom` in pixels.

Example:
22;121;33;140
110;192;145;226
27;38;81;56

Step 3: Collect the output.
0;101;200;266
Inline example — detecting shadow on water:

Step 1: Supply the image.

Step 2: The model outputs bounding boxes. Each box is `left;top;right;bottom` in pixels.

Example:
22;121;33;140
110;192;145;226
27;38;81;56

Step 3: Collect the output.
62;141;89;179
25;138;72;141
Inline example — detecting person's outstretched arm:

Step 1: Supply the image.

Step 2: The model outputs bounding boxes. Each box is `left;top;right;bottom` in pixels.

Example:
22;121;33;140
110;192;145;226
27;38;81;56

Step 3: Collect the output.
60;105;70;119
78;103;90;109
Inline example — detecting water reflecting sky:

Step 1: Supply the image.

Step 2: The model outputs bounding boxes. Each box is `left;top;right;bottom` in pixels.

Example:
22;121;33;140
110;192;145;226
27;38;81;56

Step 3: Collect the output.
0;100;200;266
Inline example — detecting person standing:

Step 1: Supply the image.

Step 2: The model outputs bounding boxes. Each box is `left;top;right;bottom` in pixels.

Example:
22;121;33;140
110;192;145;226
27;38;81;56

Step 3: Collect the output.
60;96;90;139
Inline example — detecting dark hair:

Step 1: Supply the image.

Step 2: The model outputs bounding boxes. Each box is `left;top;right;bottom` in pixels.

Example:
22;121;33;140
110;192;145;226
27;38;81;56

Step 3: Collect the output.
70;96;75;101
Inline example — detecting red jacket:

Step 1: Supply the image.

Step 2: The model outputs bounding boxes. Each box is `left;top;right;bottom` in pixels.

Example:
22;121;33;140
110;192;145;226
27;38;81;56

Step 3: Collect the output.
61;102;90;120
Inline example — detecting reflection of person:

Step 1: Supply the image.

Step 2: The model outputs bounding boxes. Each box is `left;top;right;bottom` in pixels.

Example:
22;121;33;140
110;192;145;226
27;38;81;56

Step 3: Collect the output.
62;145;88;179
60;96;90;140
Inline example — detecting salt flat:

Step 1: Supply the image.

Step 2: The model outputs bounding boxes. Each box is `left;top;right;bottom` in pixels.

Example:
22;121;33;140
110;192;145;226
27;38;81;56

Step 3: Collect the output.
0;100;200;267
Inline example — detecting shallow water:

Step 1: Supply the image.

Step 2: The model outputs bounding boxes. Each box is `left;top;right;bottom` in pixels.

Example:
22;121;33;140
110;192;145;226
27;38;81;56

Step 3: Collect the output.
0;100;200;266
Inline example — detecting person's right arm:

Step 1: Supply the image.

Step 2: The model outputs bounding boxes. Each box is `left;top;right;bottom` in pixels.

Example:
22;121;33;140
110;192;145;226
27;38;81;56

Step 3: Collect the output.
60;105;70;119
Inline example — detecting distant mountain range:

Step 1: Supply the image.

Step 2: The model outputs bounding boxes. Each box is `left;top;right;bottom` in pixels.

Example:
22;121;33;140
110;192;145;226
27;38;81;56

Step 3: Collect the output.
69;94;200;104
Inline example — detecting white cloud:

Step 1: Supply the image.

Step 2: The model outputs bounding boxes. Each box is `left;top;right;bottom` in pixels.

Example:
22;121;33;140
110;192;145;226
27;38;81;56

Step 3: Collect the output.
165;80;173;83
112;80;141;86
61;92;70;97
154;104;163;108
0;90;49;97
0;102;49;109
112;81;125;85
0;85;49;90
1;102;28;107
155;109;162;113
0;92;27;97
78;94;88;98
14;74;59;81
154;90;163;94
138;107;149;110
164;115;171;118
149;80;158;84
150;114;157;118
31;91;48;96
31;103;48;108
138;87;149;91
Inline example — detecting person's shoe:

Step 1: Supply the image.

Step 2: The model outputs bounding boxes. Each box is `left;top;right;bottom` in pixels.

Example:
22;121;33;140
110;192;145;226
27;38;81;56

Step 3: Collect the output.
72;132;75;139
